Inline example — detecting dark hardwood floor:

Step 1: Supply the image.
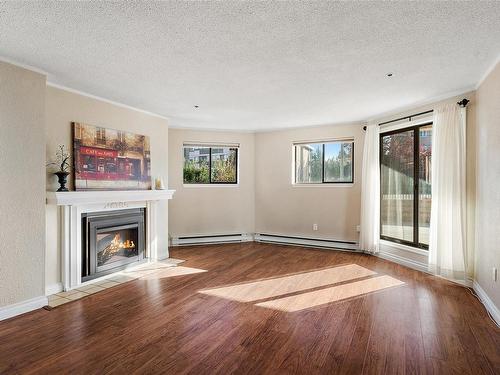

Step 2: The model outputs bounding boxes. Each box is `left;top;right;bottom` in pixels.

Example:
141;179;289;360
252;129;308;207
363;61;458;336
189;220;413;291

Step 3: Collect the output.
0;242;499;374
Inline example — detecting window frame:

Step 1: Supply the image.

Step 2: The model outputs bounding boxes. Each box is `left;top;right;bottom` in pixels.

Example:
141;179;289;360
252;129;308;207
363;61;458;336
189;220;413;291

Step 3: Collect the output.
293;140;354;185
183;145;239;185
379;122;432;250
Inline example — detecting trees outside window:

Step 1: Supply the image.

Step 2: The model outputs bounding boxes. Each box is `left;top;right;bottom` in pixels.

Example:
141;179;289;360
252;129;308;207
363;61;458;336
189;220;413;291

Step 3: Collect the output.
183;146;238;184
294;141;353;184
380;124;432;248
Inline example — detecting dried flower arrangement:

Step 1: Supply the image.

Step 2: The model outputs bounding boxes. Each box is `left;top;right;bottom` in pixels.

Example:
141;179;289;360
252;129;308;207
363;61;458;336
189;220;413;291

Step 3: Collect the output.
47;145;72;191
47;145;71;173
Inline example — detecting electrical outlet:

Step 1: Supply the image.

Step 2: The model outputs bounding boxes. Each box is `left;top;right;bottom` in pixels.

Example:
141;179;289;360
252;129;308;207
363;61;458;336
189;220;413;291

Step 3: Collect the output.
313;224;318;231
493;267;498;282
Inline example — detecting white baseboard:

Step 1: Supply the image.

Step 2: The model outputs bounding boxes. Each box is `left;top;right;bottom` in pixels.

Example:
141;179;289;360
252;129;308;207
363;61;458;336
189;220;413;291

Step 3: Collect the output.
376;250;429;274
171;233;254;246
0;296;48;321
473;281;500;326
171;232;359;252
254;233;359;251
45;282;63;296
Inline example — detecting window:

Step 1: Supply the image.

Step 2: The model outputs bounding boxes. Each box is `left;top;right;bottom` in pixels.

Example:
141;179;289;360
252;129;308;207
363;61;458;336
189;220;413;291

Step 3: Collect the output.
183;145;238;184
294;141;354;184
380;123;432;249
96;127;106;145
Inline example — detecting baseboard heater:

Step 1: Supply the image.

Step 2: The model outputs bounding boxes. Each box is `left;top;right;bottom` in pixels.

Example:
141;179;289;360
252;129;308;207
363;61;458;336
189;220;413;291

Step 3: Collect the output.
171;233;254;246
254;233;359;251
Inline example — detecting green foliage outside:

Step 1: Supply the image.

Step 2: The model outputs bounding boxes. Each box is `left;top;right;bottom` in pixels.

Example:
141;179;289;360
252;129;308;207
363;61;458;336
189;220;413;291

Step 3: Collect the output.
183;160;209;183
211;153;237;182
183;150;237;184
381;131;432;195
301;146;323;182
325;143;352;181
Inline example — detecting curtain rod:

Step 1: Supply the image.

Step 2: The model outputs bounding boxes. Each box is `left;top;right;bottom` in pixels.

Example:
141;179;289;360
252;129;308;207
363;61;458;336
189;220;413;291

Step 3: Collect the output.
362;98;469;131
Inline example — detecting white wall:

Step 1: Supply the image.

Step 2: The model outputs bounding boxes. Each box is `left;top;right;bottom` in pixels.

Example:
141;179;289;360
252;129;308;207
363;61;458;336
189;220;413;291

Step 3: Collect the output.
168;129;255;237
475;62;500;309
0;61;46;307
45;86;169;291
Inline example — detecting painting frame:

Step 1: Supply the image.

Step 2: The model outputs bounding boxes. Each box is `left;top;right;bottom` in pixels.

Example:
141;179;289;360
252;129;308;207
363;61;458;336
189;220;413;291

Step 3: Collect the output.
72;122;152;191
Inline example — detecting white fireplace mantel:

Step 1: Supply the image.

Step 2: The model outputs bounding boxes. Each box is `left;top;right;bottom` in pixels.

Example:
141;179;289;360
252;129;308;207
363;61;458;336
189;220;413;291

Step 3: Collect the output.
47;189;175;206
46;189;175;291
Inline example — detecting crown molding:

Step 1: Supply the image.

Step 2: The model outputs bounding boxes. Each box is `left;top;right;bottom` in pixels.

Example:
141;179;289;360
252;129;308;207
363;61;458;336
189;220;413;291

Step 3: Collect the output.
47;82;169;121
0;55;49;76
475;53;500;90
2;52;498;132
366;87;475;124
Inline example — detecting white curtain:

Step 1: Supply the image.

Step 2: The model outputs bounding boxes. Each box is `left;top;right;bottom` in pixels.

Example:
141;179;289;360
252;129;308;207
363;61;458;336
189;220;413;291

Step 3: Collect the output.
360;124;380;253
429;103;467;282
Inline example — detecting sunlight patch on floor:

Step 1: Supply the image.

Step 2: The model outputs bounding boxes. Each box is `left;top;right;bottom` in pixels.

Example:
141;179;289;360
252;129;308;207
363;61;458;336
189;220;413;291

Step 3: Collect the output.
197;263;405;312
199;264;377;302
256;275;405;312
138;266;207;280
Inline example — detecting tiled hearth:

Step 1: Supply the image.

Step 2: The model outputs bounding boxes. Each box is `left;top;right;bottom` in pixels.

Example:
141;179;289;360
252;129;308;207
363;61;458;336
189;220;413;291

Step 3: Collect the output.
47;258;185;308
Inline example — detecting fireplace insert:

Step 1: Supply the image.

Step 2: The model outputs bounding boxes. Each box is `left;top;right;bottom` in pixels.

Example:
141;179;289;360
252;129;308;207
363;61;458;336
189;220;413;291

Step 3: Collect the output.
82;208;145;282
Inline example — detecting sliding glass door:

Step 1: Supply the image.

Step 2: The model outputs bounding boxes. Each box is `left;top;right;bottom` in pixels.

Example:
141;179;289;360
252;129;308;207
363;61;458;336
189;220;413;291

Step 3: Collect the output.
380;123;432;249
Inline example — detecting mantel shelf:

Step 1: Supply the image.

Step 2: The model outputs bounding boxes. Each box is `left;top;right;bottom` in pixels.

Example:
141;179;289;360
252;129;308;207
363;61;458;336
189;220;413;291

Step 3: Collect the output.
46;189;175;206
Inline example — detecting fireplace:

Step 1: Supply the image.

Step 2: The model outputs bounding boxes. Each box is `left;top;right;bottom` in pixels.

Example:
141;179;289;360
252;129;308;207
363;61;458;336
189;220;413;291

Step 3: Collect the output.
82;208;145;282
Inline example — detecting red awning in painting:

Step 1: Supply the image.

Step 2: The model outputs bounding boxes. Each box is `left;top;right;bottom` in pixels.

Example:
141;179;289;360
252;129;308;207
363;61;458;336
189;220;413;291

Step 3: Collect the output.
80;146;118;158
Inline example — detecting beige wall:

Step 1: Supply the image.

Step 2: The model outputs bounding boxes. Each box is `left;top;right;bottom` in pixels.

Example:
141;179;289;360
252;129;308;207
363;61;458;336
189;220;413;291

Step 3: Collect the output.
0;61;46;307
475;62;500;308
168;129;255;237
255;123;364;242
45;86;169;290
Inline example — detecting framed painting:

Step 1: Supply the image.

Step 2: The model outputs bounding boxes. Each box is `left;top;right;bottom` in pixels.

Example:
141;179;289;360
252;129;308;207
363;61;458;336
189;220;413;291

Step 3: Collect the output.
73;122;151;190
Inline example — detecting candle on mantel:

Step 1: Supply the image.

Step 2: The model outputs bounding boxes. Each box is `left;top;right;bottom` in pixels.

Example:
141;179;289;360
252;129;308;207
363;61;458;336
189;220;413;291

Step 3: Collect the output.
155;177;166;190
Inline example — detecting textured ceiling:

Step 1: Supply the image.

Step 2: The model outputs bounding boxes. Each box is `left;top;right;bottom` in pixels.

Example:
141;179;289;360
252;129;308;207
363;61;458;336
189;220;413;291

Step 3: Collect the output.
0;1;499;130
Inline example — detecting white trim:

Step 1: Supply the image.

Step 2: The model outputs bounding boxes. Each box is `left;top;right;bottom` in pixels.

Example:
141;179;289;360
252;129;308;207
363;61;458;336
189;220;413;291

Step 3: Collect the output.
291;183;355;188
0;296;48;321
292;137;355;146
376;250;429;274
45;283;63;296
1;56;482;134
366;88;475;125
253;121;365;134
0;57;169;121
170;121;364;133
183;184;239;188
46;189;175;205
47;191;173;291
379;239;429;257
47;82;169;121
255;233;359;251
183;142;240;148
168;124;256;133
472;281;500;326
475;53;500;90
171;233;254;246
0;55;49;76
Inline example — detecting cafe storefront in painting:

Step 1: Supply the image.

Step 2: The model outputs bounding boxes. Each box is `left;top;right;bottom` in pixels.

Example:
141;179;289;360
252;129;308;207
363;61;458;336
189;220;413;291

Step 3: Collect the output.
73;122;151;190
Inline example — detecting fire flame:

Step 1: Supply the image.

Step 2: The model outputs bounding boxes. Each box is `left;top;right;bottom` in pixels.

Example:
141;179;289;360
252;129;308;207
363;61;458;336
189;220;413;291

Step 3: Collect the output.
111;234;135;249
